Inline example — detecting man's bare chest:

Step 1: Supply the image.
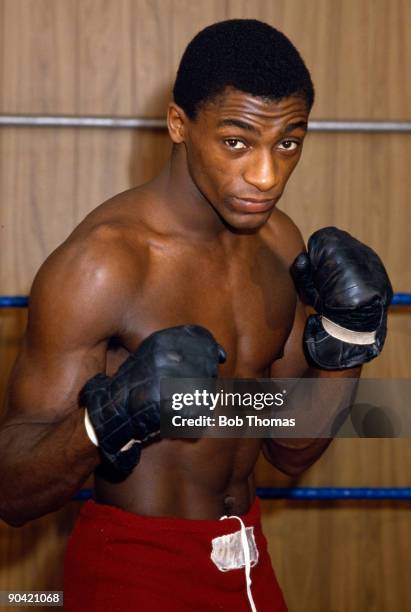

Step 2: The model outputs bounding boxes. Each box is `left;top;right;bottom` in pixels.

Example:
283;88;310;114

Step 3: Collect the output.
110;242;297;376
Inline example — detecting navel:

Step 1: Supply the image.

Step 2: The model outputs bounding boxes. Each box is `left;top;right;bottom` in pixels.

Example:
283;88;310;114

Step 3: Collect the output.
223;495;236;514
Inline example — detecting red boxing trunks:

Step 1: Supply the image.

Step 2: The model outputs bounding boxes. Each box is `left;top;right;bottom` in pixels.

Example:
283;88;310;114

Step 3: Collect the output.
64;497;287;611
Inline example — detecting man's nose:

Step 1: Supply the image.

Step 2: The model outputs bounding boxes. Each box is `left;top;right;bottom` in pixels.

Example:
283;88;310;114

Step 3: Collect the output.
243;150;278;192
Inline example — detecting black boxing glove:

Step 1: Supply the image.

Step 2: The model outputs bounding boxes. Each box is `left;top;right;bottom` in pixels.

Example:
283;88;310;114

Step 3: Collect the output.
80;325;226;479
291;227;393;370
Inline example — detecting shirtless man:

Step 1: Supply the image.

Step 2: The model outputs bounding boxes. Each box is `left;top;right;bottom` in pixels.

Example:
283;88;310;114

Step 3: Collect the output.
0;20;392;612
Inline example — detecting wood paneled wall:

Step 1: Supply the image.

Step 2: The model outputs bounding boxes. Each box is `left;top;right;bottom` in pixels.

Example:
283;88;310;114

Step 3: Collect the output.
0;1;410;610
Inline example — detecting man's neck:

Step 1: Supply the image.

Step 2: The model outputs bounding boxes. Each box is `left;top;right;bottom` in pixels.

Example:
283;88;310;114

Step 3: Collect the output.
152;147;231;242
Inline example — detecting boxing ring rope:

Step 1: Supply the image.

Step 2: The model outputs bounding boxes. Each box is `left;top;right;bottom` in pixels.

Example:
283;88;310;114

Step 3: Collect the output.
0;294;410;309
71;488;411;502
256;487;411;500
0;115;411;132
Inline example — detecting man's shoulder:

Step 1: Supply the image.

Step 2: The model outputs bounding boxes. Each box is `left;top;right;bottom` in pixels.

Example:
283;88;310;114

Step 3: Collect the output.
44;185;156;280
262;208;305;266
31;216;149;314
79;185;157;242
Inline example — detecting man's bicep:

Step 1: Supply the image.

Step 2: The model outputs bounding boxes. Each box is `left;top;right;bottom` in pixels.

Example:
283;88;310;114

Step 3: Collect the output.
270;299;309;378
5;245;127;422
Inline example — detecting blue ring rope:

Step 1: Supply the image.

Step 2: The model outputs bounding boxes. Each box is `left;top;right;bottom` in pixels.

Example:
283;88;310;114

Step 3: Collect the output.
392;293;411;306
256;487;411;500
1;293;410;308
0;296;29;307
72;487;411;502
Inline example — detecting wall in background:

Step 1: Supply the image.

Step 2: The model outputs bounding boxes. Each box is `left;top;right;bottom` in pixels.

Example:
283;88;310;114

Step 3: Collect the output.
0;2;410;610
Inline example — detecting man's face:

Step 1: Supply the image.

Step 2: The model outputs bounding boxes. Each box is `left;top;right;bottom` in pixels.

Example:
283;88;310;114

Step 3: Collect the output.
183;89;309;231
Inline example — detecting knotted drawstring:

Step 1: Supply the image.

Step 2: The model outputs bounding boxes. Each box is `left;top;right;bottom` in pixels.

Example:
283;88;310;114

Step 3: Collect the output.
219;514;257;612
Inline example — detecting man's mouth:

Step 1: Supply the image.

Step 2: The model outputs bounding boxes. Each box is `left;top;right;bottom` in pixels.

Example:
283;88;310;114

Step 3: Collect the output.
231;196;276;213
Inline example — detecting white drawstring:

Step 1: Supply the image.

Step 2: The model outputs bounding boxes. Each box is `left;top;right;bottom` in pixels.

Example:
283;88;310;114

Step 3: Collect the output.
220;515;257;612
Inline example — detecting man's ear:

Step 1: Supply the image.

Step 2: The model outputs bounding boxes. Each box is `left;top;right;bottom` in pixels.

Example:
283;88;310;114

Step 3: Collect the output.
167;102;189;144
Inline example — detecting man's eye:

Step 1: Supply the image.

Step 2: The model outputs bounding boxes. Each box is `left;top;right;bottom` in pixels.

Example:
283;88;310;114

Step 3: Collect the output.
224;139;247;150
278;140;299;151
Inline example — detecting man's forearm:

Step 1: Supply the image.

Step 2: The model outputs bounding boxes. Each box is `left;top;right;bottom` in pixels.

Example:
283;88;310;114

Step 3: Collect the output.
0;410;99;526
265;366;361;475
263;436;333;476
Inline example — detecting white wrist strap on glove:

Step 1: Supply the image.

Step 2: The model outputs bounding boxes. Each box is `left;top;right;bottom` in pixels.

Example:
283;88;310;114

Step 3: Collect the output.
84;409;138;452
321;316;377;346
84;409;99;446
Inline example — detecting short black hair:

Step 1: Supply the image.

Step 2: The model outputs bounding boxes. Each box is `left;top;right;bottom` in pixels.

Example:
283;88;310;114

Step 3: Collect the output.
173;19;314;119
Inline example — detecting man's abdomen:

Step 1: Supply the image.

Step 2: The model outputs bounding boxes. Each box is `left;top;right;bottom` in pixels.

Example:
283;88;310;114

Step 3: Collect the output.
95;437;262;519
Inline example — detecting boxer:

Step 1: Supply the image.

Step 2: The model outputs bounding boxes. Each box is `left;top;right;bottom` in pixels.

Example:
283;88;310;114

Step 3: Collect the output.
0;19;391;611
